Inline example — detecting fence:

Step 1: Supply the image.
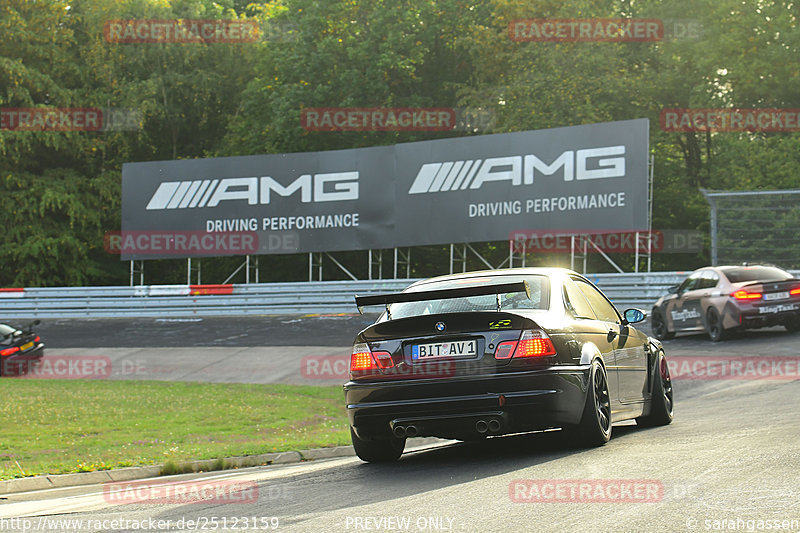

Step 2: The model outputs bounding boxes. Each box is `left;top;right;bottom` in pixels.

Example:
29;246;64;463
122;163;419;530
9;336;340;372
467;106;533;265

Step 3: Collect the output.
0;272;707;319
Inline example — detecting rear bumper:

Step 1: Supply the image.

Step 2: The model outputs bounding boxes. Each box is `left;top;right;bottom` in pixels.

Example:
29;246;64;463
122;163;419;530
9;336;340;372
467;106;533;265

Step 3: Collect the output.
738;305;800;328
344;366;589;440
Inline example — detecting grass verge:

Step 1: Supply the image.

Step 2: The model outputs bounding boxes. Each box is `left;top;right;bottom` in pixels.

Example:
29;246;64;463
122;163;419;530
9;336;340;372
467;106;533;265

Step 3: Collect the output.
0;380;349;480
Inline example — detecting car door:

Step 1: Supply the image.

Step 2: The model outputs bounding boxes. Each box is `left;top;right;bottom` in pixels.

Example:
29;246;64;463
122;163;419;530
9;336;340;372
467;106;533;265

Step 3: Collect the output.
562;277;620;406
668;272;704;332
573;277;648;405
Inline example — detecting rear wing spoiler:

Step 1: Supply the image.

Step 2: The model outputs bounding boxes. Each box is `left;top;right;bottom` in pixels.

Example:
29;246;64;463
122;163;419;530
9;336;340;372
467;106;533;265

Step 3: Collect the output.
354;281;531;317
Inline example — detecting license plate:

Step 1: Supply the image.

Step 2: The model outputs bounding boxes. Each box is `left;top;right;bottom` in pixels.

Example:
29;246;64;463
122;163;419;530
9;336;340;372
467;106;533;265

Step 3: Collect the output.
20;341;34;352
412;340;477;360
764;291;789;301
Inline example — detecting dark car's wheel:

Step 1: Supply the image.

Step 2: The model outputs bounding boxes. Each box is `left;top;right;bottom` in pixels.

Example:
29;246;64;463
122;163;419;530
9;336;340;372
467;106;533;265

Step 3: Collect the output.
350;427;405;463
637;350;674;427
567;359;612;447
651;311;675;340
705;307;729;342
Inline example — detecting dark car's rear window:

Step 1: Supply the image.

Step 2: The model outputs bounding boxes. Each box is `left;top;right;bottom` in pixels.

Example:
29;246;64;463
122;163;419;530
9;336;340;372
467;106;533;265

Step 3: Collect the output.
388;275;550;320
0;324;16;345
720;266;794;283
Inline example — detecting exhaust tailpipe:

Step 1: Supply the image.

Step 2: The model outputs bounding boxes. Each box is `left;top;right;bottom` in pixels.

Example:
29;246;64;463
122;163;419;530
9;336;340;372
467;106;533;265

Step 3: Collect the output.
488;419;501;433
475;420;488;434
405;425;419;438
393;426;407;438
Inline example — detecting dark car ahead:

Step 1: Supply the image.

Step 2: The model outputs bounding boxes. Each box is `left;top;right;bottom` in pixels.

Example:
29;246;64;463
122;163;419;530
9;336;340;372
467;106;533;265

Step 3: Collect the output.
650;265;800;342
345;267;673;462
0;320;44;376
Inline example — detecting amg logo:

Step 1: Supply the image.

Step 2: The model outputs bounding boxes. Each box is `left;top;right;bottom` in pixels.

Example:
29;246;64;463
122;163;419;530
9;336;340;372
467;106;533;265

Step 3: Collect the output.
145;173;359;210
408;146;625;194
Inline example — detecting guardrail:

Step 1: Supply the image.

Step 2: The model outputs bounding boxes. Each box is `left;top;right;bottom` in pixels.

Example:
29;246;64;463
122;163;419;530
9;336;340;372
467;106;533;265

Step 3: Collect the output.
1;271;797;319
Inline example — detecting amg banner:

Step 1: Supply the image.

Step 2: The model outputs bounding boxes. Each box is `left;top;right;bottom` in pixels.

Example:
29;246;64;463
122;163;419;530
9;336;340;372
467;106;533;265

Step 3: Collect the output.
121;118;649;259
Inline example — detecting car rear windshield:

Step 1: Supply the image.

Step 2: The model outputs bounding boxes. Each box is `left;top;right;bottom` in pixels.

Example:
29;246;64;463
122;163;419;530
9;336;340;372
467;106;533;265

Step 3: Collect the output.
721;266;794;283
388;275;550;319
0;324;16;344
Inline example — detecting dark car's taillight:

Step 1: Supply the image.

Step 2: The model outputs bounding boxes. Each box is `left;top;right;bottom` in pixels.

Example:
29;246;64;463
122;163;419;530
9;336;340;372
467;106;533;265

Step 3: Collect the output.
494;329;556;360
732;290;762;300
0;346;20;357
350;343;394;378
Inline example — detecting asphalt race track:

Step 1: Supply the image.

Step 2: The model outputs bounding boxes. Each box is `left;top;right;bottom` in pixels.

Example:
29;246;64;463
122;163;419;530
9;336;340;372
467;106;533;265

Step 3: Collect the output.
2;316;800;532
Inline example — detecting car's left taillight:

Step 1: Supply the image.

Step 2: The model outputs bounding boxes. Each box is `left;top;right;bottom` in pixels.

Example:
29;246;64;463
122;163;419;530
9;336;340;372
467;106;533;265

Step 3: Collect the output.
494;329;556;360
350;343;394;379
0;346;20;357
732;290;762;300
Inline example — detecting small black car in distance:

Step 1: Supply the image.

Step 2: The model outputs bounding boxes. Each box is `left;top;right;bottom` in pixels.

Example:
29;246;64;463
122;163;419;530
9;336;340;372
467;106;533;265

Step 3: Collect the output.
650;265;800;342
345;268;673;462
0;320;44;376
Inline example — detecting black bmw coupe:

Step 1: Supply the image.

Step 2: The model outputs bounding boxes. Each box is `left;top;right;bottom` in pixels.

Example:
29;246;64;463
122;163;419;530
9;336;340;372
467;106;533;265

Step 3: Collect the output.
346;267;673;462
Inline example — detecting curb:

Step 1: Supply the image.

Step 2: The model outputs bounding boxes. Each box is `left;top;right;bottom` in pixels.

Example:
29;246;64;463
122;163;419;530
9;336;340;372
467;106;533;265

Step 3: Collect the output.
0;438;442;496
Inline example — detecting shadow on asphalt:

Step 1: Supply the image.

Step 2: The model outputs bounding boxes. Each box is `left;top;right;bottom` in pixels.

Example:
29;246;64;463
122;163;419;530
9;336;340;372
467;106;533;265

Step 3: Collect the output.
258;426;644;520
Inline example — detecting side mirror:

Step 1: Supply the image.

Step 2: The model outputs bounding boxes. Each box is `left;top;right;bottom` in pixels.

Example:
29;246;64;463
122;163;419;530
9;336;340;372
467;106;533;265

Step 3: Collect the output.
623;308;647;324
667;285;679;294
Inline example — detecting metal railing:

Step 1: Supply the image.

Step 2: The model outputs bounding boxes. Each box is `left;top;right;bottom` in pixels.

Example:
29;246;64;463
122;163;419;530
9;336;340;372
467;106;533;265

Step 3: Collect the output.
2;271;796;319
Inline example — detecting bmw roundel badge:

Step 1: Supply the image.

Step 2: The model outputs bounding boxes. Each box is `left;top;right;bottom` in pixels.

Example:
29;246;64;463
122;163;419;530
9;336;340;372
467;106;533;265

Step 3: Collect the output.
435;321;446;332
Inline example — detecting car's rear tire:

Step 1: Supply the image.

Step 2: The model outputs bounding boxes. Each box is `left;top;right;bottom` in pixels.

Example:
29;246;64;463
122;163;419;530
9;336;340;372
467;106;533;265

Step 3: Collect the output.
567;359;612;447
637;350;674;427
705;307;729;342
350;427;405;463
651;311;675;340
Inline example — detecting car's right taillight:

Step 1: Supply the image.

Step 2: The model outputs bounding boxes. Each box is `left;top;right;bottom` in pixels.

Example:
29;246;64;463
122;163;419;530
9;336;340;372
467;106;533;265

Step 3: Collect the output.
494;329;556;360
790;288;800;297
